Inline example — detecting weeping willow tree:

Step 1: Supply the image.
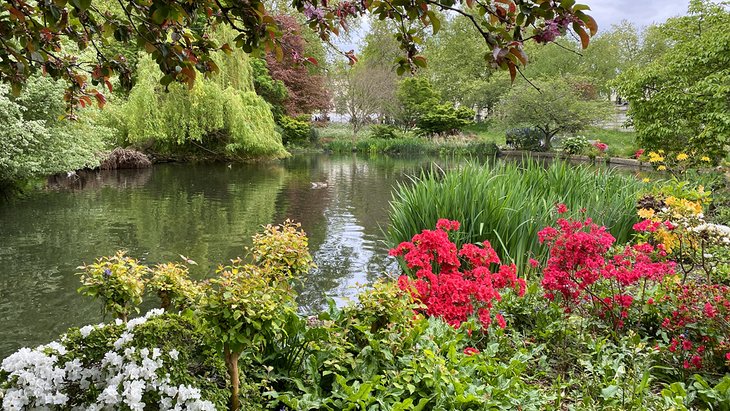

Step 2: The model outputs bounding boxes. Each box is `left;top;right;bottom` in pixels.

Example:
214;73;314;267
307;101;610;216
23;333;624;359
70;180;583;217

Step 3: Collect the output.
118;30;287;160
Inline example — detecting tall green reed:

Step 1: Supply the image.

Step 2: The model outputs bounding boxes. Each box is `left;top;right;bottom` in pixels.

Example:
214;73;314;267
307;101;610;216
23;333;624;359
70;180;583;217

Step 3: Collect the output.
387;159;645;275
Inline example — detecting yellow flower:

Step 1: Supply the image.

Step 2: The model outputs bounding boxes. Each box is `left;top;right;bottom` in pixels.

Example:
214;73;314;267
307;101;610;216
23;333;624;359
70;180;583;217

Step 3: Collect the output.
658;149;665;154
701;156;711;162
642;177;651;183
648;152;665;163
657;165;667;171
638;208;655;219
676;153;688;161
656;230;678;254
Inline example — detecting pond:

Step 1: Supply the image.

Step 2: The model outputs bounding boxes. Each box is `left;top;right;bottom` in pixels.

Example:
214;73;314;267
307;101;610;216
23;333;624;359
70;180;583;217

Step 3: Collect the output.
0;153;462;358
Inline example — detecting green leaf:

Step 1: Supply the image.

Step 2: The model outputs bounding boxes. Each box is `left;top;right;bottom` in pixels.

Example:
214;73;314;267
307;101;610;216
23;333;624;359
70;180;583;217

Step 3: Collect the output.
601;385;619;399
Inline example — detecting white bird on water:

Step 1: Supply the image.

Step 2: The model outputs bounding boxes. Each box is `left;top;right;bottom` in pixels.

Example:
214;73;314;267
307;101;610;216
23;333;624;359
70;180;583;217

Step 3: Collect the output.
311;182;328;189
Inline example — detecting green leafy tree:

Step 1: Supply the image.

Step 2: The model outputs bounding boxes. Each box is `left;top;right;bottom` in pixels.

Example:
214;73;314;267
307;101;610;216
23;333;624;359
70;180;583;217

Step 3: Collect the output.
77;251;149;322
424;17;500;113
251;58;288;119
198;221;314;411
0;78;108;189
614;0;730;159
114;30;287;159
499;77;610;149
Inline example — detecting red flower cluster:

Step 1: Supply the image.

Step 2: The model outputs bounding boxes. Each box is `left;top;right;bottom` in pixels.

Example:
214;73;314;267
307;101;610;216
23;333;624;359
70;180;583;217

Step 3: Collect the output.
657;283;730;371
391;219;526;332
634;149;645;159
593;141;608;152
537;210;675;329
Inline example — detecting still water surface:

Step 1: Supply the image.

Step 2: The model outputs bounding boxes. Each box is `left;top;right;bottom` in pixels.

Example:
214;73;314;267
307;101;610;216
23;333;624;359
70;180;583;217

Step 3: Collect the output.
0;154;458;358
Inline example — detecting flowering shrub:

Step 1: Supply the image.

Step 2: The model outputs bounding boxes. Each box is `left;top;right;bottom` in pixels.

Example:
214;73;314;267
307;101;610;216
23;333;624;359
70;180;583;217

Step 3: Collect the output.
536;205;675;330
0;310;221;410
77;251;149;322
635;185;730;283
653;282;730;373
390;219;526;332
641;149;712;174
591;140;608;153
148;262;200;311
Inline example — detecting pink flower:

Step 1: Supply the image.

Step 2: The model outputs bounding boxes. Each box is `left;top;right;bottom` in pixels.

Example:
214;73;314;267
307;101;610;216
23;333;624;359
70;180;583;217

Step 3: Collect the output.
634;149;645;159
529;258;539;268
436;218;460;231
495;313;507;329
556;203;568;214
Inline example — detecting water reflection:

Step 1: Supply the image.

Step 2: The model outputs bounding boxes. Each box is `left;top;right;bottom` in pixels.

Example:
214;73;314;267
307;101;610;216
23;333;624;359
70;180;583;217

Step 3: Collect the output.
0;154;445;357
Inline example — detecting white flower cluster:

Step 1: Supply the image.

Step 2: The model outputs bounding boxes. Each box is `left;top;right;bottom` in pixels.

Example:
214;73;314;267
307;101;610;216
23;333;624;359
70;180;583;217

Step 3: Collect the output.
1;309;215;411
692;223;730;244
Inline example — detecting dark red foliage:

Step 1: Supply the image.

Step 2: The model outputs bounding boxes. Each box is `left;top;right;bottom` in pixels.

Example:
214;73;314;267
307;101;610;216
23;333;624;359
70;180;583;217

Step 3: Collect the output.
267;15;331;117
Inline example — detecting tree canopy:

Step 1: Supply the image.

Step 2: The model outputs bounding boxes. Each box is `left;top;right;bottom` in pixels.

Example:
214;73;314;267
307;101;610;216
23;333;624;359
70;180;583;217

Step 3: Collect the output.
0;0;598;112
614;0;730;159
499;76;609;149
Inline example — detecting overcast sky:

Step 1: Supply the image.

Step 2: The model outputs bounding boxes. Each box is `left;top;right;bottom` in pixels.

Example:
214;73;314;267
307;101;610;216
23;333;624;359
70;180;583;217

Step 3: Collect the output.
582;0;689;29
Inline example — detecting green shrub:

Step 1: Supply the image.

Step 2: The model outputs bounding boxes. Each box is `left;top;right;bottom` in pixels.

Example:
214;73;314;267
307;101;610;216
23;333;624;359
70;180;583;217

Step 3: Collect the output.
387;160;644;272
505;127;545;151
148;262;200;311
278;115;312;146
561;135;590;155
369;124;402;139
0;311;230;410
77;251;149;322
416;104;474;136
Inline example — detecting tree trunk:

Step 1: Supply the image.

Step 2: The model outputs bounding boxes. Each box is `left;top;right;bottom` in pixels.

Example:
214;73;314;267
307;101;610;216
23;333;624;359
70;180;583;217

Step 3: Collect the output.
224;345;241;411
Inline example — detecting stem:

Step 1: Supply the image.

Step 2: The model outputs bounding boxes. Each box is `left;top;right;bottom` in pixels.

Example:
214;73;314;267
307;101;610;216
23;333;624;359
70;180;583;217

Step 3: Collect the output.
224;345;241;411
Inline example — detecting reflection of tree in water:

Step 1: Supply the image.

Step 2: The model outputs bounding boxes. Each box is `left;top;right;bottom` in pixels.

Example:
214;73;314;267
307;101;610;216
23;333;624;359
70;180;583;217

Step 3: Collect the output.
0;163;288;358
0;153;480;357
285;154;446;311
